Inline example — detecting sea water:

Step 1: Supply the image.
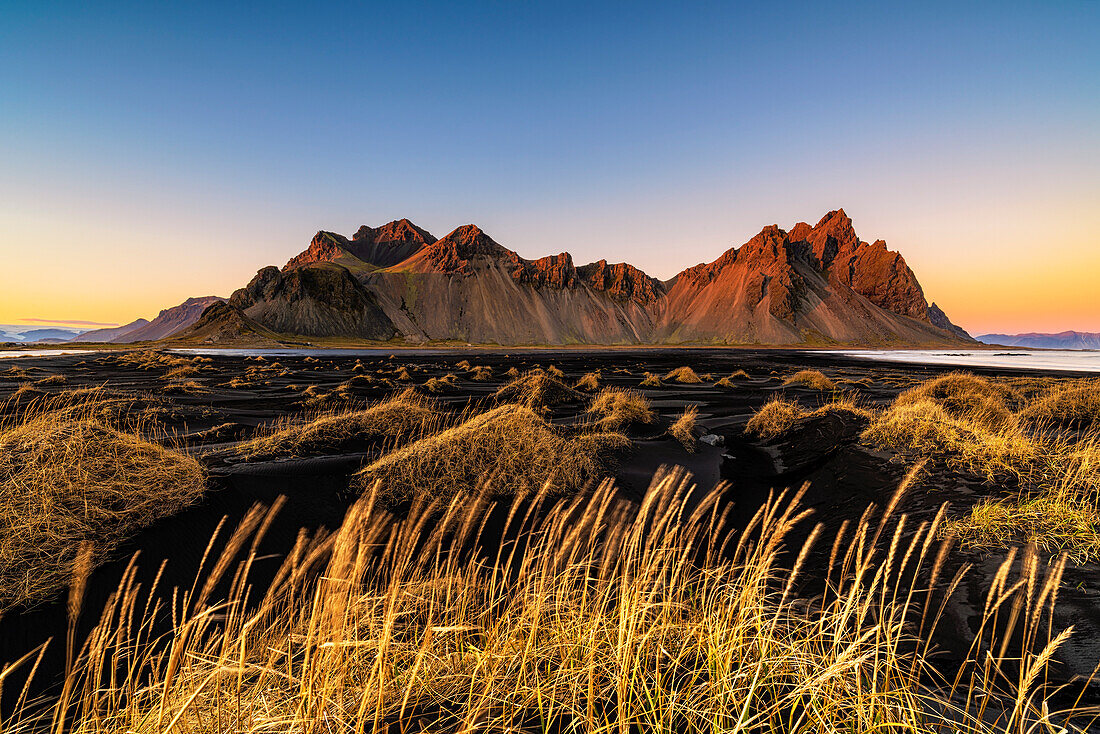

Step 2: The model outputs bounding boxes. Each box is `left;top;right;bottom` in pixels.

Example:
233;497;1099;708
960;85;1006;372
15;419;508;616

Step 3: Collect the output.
830;349;1100;373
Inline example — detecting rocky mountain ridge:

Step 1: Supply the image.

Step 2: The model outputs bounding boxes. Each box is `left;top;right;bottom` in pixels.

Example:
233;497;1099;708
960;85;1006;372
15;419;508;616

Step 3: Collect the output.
187;209;970;346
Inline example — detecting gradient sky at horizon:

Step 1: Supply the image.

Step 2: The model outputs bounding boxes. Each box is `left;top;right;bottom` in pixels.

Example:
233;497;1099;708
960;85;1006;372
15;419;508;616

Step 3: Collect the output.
1;1;1097;335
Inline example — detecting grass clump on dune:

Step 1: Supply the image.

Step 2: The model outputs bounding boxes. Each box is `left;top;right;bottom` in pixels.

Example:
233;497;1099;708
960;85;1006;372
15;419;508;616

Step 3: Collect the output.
639;372;662;387
944;492;1100;562
586;388;654;430
422;373;458;393
669;405;698;451
354;404;628;506
863;400;1037;482
894;372;1018;430
783;369;836;391
575;371;601;391
237;389;445;460
664;366;702;384
467;365;493;381
494;369;584;410
746;398;807;438
747;397;873;440
1020;378;1100;428
0;399;204;610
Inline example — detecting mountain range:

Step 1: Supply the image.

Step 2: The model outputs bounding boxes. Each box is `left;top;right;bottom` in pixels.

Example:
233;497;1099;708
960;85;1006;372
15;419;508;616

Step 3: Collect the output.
976;332;1100;349
68;210;973;347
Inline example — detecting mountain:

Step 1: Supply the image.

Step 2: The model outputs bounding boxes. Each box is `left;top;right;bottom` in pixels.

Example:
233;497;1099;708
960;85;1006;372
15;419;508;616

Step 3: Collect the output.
72;318;151;343
174;211;971;346
116;297;225;342
13;328;83;342
977;331;1100;349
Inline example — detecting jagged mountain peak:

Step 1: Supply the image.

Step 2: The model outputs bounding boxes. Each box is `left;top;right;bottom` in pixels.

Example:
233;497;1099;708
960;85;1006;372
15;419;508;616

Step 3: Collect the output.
213;209;972;346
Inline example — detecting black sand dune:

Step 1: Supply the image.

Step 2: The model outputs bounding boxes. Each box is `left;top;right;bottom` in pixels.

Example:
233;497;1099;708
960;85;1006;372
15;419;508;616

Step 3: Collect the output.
1;348;1098;717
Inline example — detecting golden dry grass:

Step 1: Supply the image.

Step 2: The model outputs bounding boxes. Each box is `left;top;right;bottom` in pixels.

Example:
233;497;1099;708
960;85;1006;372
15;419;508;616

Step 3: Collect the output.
236;389;445;460
34;374;66;386
11;470;1087;733
467;365;493;381
0;397;204;610
586;387;655;430
639;371;662;387
664;365;703;383
746;397;807;438
746;397;872;439
863;399;1037;483
574;371;601;391
861;373;1100;559
944;493;1100;563
160;380;208;395
422;373;458;393
1020;378;1100;427
353;403;628;506
783;369;836;391
1;366;30;380
895;372;1018;430
494;369;584;410
669;404;698;451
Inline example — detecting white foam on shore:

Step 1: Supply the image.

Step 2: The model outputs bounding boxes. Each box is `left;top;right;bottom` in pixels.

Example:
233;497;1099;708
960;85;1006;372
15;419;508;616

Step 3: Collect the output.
0;349;100;359
828;349;1100;373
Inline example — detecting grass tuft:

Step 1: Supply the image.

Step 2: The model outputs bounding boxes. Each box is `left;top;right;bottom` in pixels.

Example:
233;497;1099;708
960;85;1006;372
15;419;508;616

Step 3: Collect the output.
0;398;204;610
494;369;584;410
669;405;698;451
354;403;627;506
783;370;836;391
237;389;445;460
664;366;702;383
586;388;655;430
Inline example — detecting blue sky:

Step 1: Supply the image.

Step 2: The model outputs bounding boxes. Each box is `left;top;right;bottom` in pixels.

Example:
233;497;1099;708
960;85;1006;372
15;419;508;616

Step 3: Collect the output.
1;1;1097;333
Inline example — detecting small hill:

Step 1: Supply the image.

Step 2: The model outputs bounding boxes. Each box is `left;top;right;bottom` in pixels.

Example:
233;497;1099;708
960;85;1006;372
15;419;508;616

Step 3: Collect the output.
166;302;287;346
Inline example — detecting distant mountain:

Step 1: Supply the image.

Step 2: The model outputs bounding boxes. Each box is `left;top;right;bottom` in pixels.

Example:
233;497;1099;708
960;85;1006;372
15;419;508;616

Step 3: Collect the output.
72;318;151;343
977;331;1100;349
12;328;83;342
172;210;971;347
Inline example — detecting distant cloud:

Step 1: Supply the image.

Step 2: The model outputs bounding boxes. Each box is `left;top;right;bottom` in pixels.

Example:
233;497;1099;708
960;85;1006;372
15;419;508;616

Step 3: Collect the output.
19;317;118;327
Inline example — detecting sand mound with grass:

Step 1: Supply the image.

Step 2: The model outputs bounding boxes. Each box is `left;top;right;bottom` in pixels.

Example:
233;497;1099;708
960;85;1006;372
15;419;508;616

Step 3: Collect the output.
664;366;702;384
238;389;445;460
354;404;628;506
1020;378;1100;428
894;372;1017;430
746;398;807;438
0;411;204;609
574;371;601;391
862;400;1036;482
782;370;836;391
669;405;698;451
586;388;654;430
746;398;872;439
494;369;584;410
